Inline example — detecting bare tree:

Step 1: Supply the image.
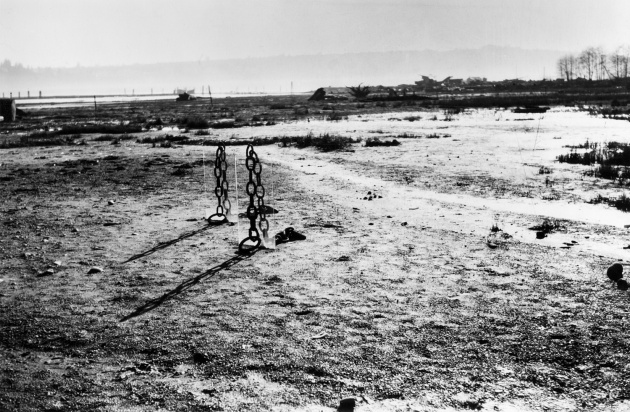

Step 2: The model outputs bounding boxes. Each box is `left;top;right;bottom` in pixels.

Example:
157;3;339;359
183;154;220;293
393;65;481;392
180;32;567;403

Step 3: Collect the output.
610;46;625;79
557;54;578;81
621;45;630;79
579;47;598;80
558;55;570;81
594;47;607;80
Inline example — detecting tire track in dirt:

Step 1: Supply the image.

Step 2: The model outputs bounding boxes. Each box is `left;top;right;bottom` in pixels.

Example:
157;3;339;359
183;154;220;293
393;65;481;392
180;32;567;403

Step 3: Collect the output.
264;146;630;261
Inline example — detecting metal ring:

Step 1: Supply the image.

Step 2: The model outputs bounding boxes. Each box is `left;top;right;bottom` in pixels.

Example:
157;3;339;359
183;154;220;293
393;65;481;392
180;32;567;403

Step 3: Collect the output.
259;218;269;232
254;161;262;175
215;186;223;198
246;205;258;219
238;236;261;254
255;184;265;198
246;181;256;196
246;157;256;171
223;198;232;211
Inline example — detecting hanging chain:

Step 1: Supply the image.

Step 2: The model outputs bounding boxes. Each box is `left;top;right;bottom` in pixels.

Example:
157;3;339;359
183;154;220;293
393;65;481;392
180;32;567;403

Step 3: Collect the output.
239;144;267;253
208;145;230;223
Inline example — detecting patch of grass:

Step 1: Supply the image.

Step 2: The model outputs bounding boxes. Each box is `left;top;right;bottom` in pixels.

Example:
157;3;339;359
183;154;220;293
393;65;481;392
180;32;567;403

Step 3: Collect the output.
327;112;347;121
590;193;630;212
57;124;142;135
403;115;422;122
136;134;189;144
365;138;401;147
529;218;564;234
563;139;597;150
180;117;209;129
1;132;81;148
558;141;630;176
396;133;422;139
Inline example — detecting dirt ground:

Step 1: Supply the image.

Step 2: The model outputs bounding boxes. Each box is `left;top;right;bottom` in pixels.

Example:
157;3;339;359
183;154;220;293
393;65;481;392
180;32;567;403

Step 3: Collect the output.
1;96;630;411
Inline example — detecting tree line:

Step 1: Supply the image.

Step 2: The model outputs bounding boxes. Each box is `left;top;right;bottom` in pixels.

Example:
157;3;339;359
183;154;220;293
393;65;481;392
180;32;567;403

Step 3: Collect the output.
558;46;630;81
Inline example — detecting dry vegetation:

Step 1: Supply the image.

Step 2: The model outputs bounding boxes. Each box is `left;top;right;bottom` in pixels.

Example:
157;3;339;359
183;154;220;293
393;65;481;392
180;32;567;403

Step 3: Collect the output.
1;94;630;411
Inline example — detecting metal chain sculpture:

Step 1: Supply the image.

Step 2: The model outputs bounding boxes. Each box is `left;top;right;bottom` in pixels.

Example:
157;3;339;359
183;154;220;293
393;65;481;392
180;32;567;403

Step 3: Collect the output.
238;144;271;253
207;145;232;224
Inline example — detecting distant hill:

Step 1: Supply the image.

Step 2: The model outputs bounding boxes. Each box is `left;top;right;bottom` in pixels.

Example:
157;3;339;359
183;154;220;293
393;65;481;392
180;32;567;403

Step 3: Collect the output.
0;46;564;96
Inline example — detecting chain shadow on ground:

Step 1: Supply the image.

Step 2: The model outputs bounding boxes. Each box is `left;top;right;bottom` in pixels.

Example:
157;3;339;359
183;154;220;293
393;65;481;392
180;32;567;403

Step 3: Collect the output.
121;223;226;264
120;248;259;322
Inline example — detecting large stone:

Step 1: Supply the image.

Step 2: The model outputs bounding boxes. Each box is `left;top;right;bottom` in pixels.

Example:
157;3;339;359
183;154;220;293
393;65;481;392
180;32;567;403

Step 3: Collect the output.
338;397;356;412
607;263;624;281
88;266;103;274
617;279;629;291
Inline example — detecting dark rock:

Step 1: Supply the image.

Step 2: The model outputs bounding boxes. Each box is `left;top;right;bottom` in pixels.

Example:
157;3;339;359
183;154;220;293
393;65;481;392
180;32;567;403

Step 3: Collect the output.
536;231;546;239
87;266;103;274
193;352;210;364
607;263;623;281
617;279;629;291
38;269;54;277
338;397;356;412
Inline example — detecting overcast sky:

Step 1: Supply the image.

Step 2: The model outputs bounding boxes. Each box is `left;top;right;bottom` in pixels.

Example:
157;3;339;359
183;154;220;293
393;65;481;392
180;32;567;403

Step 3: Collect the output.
1;0;629;68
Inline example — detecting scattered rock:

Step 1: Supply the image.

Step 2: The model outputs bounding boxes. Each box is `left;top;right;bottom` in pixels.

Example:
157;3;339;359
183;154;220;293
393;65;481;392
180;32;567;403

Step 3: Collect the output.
193;351;210;364
401;222;408;226
107;200;115;205
338;397;356;412
337;256;351;262
294;309;314;316
617;279;629;291
103;222;121;226
53;261;61;266
38;269;54;277
607;263;623;281
536;231;546;239
87;266;103;274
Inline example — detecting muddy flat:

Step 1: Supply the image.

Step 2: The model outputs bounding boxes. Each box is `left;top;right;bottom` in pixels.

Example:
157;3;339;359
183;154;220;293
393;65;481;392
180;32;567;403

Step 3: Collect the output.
1;97;630;411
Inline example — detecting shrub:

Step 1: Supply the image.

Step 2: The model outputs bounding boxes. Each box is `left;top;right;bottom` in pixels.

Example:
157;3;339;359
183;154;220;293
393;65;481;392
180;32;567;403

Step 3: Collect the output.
365;138;401;147
183;117;209;129
137;134;189;144
403;115;422;122
347;84;371;100
57;124;142;135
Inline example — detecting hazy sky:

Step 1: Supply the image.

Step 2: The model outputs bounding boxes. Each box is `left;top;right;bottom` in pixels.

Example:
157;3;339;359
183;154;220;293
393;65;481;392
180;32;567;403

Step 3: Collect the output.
1;0;629;68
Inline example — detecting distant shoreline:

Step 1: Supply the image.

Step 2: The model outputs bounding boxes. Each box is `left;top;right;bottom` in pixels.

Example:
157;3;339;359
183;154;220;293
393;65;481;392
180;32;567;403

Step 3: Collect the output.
14;92;311;108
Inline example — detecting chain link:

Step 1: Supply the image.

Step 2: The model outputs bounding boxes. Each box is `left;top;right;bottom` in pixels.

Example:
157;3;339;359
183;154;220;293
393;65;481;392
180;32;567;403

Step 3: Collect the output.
208;145;230;223
239;144;267;253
